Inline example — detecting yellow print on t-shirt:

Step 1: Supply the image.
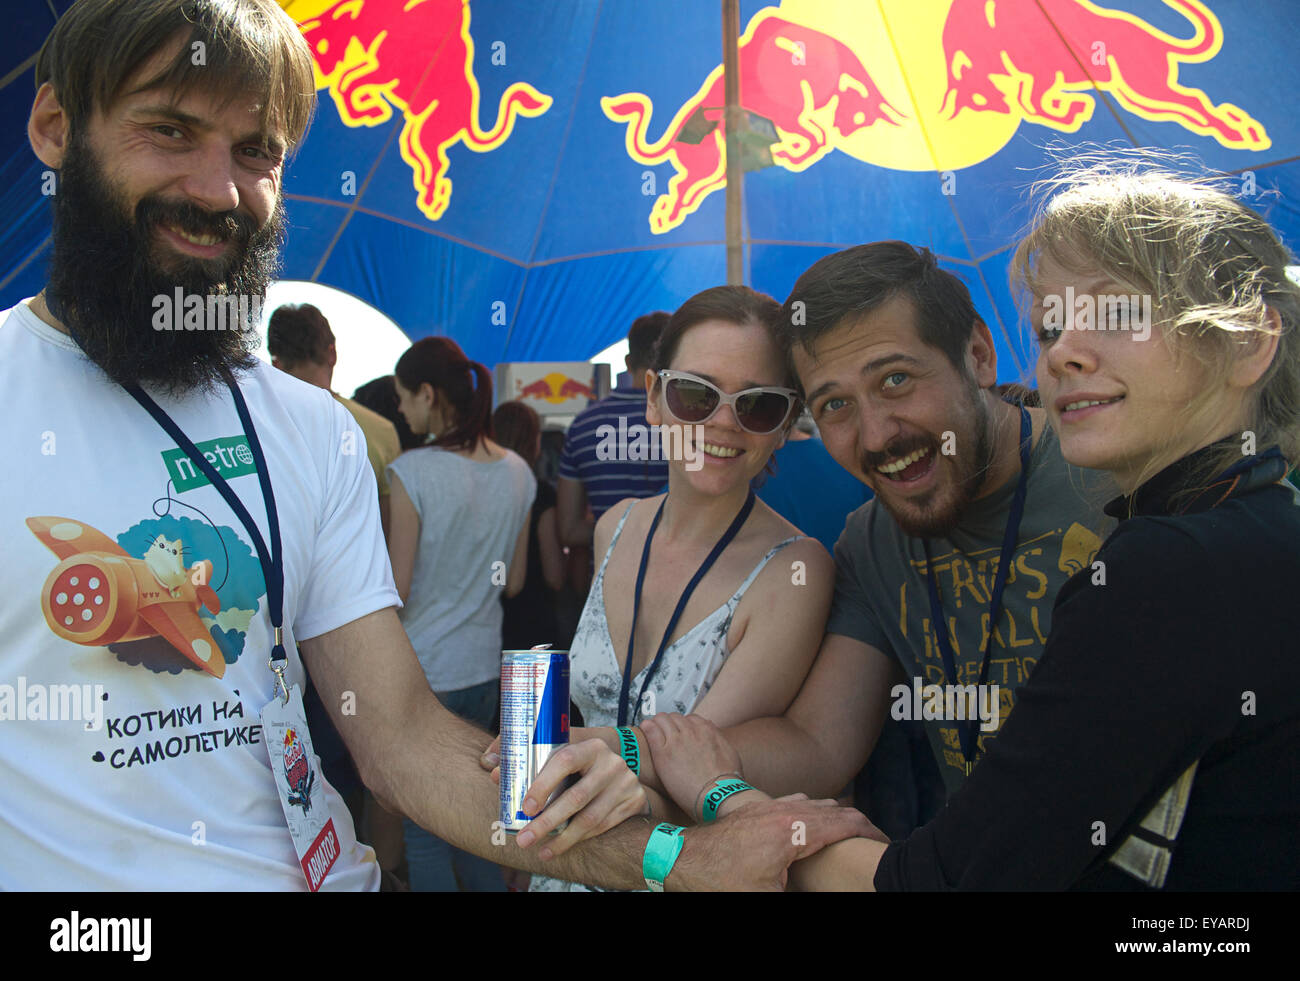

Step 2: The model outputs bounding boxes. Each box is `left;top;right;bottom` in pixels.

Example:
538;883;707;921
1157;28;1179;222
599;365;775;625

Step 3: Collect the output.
899;523;1102;773
898;525;1102;644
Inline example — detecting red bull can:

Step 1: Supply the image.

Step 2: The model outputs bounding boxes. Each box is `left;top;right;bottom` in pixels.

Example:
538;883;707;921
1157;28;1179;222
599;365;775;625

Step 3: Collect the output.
499;645;570;832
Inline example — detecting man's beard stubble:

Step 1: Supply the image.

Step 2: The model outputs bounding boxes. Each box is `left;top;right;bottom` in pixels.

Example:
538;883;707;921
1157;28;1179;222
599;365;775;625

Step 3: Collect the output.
865;378;996;540
45;134;285;395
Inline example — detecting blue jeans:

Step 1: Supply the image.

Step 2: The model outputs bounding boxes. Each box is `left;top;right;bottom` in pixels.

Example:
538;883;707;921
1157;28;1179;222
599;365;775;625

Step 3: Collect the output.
403;679;507;892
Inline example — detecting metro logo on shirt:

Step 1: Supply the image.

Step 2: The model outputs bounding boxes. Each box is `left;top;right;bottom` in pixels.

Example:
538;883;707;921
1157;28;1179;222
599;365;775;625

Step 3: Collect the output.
160;435;257;492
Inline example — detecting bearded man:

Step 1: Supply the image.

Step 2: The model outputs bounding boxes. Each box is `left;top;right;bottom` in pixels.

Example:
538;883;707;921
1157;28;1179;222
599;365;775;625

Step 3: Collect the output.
0;0;867;890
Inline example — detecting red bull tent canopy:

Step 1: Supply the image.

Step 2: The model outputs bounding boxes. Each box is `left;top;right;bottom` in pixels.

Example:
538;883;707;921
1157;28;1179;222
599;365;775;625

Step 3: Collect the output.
3;0;1298;382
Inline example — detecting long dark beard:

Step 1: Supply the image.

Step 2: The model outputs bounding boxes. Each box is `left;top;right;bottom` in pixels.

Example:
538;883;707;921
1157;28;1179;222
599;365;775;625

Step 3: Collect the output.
45;134;285;395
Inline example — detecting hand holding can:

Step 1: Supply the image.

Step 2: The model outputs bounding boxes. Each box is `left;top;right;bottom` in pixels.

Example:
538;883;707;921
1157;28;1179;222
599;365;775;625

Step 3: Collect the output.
499;647;570;834
512;739;649;858
499;647;649;859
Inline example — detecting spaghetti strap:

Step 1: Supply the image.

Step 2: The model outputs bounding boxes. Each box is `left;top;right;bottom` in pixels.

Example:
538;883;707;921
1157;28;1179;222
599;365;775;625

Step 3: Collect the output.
593;500;639;584
727;535;803;605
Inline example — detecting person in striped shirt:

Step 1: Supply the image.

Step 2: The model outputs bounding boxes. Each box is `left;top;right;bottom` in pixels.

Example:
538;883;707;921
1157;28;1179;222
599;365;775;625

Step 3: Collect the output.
557;312;671;548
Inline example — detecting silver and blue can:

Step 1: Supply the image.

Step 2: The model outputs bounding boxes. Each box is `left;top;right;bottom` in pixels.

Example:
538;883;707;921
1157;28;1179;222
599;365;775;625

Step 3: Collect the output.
499;646;570;833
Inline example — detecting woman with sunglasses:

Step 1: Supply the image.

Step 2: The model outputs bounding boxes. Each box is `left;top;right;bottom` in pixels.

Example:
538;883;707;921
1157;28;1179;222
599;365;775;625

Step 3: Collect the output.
521;285;836;892
646;161;1300;890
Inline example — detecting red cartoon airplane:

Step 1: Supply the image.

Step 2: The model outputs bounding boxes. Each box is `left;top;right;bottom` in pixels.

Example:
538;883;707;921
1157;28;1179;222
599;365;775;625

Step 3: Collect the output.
26;516;226;678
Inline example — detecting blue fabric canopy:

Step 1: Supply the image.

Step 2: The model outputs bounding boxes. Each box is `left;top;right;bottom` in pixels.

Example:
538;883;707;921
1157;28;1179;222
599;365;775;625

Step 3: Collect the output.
3;0;1297;379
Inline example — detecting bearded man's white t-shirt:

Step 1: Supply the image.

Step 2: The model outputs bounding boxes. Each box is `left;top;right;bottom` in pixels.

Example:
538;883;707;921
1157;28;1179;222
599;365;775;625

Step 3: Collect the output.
0;299;401;890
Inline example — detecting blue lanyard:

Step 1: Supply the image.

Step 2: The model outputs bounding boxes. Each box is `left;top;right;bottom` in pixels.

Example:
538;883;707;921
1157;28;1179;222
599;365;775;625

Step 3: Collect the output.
922;404;1031;774
617;490;756;726
123;371;288;686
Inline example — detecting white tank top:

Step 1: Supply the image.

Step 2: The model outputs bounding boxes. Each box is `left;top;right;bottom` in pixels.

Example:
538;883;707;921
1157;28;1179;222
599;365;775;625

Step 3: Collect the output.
572;501;802;725
529;501;800;892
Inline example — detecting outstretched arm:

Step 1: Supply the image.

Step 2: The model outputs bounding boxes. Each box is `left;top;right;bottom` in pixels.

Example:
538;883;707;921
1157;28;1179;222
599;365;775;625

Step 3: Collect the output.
641;710;890;891
721;633;900;799
786;838;887;891
303;607;873;889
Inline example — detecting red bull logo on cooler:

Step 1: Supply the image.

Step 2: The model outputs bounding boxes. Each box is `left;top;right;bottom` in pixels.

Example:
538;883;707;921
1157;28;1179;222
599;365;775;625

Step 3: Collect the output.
606;0;1269;234
285;0;552;221
516;373;595;405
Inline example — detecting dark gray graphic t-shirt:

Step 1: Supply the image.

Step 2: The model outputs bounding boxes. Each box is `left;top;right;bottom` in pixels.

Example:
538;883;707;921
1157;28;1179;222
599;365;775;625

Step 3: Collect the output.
828;423;1115;792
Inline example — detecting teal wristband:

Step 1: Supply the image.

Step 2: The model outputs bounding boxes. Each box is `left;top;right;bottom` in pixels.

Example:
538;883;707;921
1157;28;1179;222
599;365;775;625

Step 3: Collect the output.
642;823;685;892
616;726;640;775
700;777;754;824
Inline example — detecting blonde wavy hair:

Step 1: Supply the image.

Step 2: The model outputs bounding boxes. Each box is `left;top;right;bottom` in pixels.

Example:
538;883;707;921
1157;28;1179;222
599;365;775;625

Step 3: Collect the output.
1012;150;1300;506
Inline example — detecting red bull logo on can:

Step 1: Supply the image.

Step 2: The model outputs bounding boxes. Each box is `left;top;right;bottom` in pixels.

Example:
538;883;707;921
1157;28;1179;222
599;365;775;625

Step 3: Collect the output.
605;1;1268;233
287;0;552;221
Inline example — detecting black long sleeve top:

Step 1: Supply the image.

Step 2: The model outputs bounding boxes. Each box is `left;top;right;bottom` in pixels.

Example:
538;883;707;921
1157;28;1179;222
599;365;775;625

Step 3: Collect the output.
875;443;1300;890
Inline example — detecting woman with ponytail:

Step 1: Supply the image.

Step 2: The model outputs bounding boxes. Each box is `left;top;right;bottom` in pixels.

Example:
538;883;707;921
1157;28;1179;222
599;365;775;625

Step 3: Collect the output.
387;336;536;892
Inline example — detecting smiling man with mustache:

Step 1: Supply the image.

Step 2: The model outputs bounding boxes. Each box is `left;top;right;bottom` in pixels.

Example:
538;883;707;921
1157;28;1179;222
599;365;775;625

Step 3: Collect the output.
776;244;1115;800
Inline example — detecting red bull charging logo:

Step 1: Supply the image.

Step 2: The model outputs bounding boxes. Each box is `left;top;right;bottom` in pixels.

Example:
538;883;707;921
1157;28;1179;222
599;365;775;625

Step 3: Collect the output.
284;0;552;221
605;0;1269;234
941;0;1267;146
517;373;596;405
602;8;906;234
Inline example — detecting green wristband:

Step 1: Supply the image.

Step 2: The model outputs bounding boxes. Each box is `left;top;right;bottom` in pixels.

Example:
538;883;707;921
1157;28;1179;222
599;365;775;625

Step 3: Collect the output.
616;726;640;775
700;777;754;824
642;823;685;892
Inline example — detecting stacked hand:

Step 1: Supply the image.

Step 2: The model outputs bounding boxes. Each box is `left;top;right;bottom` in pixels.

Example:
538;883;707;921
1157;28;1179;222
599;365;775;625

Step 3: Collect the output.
639;713;743;820
670;794;879;891
640;713;885;890
479;717;881;890
480;731;648;859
